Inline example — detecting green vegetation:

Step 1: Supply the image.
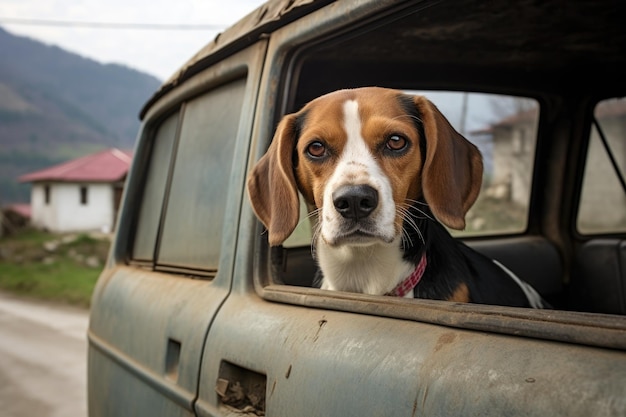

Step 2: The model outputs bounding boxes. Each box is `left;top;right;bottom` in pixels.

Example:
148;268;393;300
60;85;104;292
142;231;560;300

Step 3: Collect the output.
0;228;111;307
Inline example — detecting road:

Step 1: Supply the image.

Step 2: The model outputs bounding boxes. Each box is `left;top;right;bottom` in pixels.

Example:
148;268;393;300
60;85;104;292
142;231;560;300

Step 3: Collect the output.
0;291;89;417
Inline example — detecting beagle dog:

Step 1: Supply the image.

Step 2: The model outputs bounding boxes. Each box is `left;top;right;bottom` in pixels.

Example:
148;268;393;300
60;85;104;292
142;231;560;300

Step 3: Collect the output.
247;87;548;308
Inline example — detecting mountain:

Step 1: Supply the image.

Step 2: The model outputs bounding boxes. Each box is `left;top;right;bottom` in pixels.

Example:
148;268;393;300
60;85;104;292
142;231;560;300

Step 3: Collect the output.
0;26;162;204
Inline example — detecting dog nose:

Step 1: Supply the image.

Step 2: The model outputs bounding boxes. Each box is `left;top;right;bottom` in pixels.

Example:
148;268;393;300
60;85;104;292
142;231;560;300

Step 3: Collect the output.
332;185;379;219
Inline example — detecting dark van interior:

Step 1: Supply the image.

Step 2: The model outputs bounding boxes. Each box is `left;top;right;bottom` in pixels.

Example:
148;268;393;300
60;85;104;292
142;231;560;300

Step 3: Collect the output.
268;0;626;315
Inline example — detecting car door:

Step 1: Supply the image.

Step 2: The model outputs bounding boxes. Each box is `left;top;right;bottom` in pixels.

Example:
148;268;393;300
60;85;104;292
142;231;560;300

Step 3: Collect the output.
194;1;626;416
87;42;267;417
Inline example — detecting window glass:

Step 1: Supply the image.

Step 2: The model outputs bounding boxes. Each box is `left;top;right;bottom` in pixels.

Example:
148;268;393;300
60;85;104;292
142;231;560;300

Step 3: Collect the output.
158;79;246;270
577;97;626;234
80;186;88;205
132;112;179;261
413;92;538;237
282;195;315;248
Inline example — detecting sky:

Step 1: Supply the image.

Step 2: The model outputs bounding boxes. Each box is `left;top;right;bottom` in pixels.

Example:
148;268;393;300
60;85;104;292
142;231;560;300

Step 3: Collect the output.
1;0;268;81
0;0;514;135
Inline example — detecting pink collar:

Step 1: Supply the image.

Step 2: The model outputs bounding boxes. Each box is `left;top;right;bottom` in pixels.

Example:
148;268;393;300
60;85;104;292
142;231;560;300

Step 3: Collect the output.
386;253;427;297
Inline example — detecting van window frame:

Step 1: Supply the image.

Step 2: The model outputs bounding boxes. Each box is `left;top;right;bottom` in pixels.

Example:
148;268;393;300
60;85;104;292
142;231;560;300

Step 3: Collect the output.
246;0;626;351
118;43;268;280
575;96;626;236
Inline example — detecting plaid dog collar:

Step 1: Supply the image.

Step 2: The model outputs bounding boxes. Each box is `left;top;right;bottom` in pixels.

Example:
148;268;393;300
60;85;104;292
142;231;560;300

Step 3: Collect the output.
386;253;427;297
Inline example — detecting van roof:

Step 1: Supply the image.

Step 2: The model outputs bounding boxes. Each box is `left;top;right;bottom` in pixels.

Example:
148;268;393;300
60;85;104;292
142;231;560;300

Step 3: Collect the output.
140;0;626;118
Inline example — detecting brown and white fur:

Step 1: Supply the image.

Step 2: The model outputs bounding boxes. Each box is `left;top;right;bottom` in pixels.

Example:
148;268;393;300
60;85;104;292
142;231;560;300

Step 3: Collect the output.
247;87;548;308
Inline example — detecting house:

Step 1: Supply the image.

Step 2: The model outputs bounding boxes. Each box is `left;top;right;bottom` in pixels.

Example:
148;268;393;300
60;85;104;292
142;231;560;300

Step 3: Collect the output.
485;107;539;205
486;98;626;231
18;148;133;233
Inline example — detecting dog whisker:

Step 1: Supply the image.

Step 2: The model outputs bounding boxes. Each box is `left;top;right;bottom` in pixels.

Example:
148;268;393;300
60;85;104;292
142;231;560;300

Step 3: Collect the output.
404;198;430;206
303;207;321;224
396;205;425;245
399;206;424;238
306;208;322;259
290;207;318;231
401;200;434;221
400;225;414;249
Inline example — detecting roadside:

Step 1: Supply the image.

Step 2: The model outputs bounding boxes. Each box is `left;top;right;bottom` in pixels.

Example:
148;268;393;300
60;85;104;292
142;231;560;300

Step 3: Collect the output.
0;228;110;307
0;290;90;337
0;290;89;417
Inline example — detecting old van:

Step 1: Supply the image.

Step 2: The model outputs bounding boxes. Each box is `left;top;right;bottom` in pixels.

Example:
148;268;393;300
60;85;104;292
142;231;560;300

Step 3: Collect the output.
88;0;626;416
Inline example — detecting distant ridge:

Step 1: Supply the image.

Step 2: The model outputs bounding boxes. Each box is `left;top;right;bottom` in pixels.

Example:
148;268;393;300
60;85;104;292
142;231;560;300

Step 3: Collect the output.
0;26;161;203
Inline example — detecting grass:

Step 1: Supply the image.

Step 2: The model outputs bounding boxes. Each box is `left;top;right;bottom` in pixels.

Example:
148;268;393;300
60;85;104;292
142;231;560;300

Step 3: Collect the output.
0;228;111;308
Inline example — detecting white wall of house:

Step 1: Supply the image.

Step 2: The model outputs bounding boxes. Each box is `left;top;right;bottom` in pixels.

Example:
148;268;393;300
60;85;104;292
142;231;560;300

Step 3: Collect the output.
30;182;55;231
30;182;115;233
491;121;537;206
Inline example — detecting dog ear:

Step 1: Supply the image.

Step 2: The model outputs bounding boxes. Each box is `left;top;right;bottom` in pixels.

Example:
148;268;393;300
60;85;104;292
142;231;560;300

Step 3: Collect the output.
413;96;483;230
247;114;300;246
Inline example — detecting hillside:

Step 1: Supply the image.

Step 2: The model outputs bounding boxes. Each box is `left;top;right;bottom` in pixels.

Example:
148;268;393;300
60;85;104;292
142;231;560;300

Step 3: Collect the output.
0;26;162;204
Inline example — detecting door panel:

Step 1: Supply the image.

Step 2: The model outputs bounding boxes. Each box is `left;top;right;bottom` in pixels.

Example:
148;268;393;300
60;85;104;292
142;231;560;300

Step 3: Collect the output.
88;268;226;416
87;42;268;417
197;292;626;417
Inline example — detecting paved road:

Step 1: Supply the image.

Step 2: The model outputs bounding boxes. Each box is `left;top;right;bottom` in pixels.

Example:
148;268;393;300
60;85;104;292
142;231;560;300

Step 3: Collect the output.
0;291;89;417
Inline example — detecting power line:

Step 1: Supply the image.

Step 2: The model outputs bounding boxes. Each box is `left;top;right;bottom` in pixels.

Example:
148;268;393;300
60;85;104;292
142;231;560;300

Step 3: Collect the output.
0;17;226;30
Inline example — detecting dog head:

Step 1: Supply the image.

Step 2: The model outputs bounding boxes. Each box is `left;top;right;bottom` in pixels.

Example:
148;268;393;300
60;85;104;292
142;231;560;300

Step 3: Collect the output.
247;87;483;247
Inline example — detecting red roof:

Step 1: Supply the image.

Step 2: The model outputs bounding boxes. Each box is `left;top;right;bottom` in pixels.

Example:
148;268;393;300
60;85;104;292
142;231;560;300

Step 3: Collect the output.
19;148;133;183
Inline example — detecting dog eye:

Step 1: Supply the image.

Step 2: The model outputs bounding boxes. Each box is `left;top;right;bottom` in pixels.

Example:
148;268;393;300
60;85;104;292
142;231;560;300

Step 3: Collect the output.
386;135;408;151
306;141;327;158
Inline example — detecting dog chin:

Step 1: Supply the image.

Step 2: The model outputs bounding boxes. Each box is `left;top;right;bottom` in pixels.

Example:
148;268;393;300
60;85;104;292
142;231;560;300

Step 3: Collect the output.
322;230;394;247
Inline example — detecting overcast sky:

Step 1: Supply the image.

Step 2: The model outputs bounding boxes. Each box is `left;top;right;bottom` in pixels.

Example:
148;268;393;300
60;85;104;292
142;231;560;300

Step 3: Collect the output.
0;0;509;136
1;0;267;81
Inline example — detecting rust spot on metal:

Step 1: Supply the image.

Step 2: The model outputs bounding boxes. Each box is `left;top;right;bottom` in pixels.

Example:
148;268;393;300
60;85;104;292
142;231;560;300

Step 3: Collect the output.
313;319;328;342
421;384;429;411
434;332;457;352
